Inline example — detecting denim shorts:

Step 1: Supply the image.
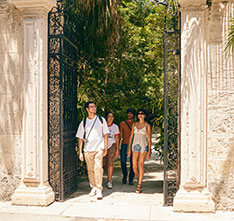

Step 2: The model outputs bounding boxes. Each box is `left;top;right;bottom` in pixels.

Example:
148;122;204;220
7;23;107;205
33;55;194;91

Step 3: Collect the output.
133;144;148;152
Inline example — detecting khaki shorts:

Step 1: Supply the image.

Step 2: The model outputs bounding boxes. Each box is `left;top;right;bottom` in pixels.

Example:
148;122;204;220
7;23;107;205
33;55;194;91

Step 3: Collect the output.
103;143;116;167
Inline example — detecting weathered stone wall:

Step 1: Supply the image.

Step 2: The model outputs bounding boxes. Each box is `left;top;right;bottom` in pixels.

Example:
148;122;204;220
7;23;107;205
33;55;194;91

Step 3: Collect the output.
0;2;23;201
207;1;234;210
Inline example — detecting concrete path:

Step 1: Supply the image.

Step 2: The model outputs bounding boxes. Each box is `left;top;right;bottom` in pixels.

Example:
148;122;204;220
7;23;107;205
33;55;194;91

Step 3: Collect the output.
1;155;234;220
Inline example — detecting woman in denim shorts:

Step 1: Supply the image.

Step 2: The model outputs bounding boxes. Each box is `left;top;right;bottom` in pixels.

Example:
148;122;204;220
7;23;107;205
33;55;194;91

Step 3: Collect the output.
128;109;151;193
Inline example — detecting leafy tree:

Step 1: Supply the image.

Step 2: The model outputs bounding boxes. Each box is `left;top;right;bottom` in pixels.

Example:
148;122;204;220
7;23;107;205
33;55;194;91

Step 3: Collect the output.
63;0;180;165
226;18;234;55
73;1;166;123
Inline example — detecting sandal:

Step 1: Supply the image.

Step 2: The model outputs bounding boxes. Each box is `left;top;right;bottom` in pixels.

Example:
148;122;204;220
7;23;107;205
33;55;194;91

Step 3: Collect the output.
136;184;142;194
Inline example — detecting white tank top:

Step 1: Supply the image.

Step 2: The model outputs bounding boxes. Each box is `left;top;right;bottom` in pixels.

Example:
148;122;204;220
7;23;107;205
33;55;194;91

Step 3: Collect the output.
132;124;148;149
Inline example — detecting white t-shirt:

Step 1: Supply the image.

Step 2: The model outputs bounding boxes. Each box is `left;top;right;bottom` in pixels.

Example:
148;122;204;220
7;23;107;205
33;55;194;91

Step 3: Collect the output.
76;116;109;152
107;123;120;149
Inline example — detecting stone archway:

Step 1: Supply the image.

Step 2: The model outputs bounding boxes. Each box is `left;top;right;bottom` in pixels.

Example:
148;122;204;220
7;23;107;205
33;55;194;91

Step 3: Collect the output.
6;0;234;212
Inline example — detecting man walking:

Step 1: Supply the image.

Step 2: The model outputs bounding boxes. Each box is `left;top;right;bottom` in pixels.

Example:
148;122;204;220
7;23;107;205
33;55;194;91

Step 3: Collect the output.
76;101;109;200
119;108;136;185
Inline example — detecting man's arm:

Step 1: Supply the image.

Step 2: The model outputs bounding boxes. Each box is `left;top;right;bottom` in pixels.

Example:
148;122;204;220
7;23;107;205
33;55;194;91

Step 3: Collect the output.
78;138;84;161
128;124;134;156
76;121;85;161
102;117;109;157
104;133;108;149
119;122;124;142
103;133;108;157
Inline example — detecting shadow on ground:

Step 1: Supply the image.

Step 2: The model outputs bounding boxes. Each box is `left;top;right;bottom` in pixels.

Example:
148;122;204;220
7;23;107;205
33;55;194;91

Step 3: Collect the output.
68;157;164;206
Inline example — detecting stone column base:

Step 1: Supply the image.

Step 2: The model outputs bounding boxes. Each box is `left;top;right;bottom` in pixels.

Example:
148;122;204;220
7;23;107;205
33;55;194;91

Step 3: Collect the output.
173;185;215;213
12;183;55;206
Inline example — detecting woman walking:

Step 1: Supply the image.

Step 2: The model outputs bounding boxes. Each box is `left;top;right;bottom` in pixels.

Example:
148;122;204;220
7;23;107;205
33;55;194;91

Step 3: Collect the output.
103;111;120;189
128;109;151;193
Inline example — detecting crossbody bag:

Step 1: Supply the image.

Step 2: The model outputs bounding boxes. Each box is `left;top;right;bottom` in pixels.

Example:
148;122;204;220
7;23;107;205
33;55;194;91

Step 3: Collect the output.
124;120;132;131
83;116;98;144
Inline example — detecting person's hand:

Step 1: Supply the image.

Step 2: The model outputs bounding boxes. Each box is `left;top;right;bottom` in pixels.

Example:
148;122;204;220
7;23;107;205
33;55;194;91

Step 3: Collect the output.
79;152;84;162
147;152;151;160
127;149;131;157
103;148;107;157
115;150;120;158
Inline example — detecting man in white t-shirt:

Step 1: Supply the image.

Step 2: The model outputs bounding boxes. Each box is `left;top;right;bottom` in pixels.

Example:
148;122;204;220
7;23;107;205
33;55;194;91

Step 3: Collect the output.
76;101;109;200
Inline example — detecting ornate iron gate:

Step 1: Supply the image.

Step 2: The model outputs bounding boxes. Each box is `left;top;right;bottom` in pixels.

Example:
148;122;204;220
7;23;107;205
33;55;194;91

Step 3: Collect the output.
163;9;181;206
48;0;78;201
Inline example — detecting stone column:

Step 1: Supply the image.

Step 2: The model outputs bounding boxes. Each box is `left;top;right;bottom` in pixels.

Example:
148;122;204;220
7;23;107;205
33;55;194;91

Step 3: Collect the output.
173;0;215;212
10;0;56;206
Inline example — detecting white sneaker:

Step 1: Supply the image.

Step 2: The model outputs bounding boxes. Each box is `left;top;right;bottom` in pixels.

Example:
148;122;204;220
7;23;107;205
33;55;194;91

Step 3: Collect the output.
96;189;103;200
88;188;96;197
106;182;113;189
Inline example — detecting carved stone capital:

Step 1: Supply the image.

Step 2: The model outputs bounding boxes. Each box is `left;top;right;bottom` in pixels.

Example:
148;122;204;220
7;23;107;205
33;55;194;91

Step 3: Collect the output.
0;1;11;13
180;0;207;6
180;0;208;11
9;0;56;12
211;0;234;3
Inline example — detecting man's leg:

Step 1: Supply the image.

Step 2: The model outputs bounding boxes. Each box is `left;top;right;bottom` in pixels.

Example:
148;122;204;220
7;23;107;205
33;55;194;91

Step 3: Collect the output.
94;149;104;192
120;144;127;184
129;151;135;184
84;151;96;194
103;145;111;182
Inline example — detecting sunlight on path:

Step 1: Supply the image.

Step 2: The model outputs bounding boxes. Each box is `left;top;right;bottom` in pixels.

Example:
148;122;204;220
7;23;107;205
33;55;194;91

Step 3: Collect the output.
69;151;164;207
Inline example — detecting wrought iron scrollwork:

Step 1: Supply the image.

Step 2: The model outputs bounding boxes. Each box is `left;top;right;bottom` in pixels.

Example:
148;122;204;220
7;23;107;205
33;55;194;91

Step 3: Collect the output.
163;7;181;206
48;0;78;201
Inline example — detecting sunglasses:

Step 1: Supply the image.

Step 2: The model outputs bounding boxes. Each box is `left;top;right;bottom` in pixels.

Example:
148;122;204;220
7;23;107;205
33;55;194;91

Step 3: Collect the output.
89;105;96;108
138;112;145;115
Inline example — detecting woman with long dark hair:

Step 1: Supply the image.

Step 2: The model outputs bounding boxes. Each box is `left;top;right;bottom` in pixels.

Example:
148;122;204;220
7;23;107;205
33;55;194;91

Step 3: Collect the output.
128;109;151;193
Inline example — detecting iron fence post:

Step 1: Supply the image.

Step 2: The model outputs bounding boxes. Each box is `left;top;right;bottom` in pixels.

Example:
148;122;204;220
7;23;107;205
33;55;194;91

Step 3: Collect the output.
163;15;168;206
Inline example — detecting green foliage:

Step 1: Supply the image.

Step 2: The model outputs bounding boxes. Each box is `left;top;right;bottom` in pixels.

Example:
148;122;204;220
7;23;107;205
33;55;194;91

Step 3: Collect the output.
71;0;167;125
63;0;179;164
64;0;119;58
226;18;234;55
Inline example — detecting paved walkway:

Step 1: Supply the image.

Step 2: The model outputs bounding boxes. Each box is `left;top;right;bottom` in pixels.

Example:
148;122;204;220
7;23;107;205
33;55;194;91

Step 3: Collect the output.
1;156;234;220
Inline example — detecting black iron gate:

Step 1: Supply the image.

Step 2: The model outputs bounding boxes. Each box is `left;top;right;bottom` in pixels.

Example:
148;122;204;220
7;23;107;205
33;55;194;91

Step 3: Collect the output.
163;8;181;206
48;0;78;201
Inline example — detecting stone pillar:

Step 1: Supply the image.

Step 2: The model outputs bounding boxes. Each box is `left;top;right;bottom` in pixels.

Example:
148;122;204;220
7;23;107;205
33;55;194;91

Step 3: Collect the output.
10;0;56;206
173;0;215;212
